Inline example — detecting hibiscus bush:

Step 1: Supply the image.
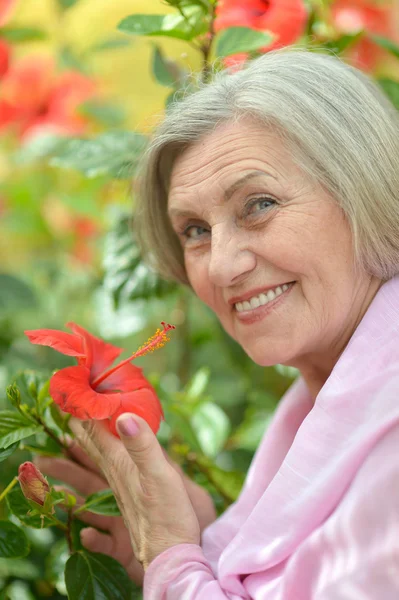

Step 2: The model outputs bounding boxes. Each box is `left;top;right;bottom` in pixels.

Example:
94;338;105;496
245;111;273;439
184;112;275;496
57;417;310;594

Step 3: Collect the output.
0;0;398;598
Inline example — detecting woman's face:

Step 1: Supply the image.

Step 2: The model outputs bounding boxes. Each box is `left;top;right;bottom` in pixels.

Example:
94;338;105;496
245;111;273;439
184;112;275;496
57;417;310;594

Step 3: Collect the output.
168;119;380;374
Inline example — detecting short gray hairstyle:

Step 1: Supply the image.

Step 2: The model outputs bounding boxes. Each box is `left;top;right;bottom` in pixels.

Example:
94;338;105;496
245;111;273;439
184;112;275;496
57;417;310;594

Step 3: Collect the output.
135;46;399;285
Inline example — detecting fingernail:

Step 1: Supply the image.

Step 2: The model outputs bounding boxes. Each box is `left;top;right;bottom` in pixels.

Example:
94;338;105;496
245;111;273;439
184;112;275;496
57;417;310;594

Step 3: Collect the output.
117;415;140;437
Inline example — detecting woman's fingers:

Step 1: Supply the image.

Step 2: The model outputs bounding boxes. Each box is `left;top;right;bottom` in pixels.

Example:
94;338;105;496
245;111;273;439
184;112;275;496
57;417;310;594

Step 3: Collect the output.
64;436;106;478
34;456;106;497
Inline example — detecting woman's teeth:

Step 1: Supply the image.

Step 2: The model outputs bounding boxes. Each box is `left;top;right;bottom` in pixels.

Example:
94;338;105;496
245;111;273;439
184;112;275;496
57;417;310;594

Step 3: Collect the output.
234;283;291;313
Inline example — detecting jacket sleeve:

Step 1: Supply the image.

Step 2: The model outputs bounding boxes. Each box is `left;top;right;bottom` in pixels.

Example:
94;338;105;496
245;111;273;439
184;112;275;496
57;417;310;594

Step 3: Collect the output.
143;425;399;600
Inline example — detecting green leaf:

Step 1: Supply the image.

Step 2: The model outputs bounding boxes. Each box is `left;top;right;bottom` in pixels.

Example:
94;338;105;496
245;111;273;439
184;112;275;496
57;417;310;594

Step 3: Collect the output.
152;45;180;87
196;456;245;502
89;37;132;52
215;26;275;58
2;581;35;600
78;101;126;127
0;442;19;463
103;212;177;306
0;557;39;580
59;46;89;74
0;274;38;312
319;31;364;55
49;131;148;179
0;28;47;42
0;522;29;558
229;408;273;451
49;402;70;434
184;367;210;402
76;489;121;516
377;78;399;110
57;0;80;9
191;401;230;458
6;489;54;529
0;411;42;449
370;34;399;59
164;0;210;10
46;538;69;596
6;384;21;410
65;550;134;599
14;133;64;165
118;11;206;41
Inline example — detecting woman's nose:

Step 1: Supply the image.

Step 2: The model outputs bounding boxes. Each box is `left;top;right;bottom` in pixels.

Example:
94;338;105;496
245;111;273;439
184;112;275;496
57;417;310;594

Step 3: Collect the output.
208;229;256;287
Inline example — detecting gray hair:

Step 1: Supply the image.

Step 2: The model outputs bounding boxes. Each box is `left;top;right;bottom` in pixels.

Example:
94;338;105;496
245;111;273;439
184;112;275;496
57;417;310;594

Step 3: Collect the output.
135;46;399;285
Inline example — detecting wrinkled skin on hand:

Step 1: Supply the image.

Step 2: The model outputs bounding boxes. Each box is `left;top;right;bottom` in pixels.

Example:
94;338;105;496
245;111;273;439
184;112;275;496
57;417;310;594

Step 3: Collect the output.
35;431;216;585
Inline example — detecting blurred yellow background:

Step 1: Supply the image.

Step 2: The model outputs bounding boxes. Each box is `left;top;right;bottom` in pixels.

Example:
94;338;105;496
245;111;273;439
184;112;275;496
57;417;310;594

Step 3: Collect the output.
10;0;202;130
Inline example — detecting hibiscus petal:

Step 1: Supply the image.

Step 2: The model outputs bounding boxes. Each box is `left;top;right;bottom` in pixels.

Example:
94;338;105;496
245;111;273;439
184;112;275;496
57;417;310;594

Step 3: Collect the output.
94;362;151;394
49;366;121;420
66;322;124;379
109;388;164;437
25;329;85;357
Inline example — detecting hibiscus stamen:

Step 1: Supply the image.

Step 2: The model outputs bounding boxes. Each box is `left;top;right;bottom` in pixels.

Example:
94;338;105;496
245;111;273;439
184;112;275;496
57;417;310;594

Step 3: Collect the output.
91;322;175;389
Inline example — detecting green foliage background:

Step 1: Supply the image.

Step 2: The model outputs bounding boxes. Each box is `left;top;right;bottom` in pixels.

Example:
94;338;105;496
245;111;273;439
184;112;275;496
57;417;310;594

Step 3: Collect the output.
0;0;398;598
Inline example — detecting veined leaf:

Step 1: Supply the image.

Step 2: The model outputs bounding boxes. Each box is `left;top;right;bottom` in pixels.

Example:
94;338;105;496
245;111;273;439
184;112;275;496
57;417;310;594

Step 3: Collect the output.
103;212;177;306
65;550;134;599
0;411;42;449
0;442;19;463
118;10;207;41
215;27;275;58
6;489;54;529
76;489;121;517
49;131;148;179
0;522;30;558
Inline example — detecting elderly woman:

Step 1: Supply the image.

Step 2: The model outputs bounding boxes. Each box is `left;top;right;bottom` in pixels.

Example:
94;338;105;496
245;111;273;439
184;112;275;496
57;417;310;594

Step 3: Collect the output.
36;47;399;598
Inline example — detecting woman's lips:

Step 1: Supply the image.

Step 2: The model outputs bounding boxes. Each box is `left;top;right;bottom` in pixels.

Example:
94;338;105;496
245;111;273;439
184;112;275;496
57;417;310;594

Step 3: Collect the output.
234;282;296;324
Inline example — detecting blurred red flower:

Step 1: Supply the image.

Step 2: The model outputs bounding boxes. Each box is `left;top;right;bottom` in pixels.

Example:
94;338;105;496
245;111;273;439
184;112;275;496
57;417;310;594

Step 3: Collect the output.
24;322;175;436
215;0;308;67
0;39;10;78
18;461;50;506
0;56;97;140
0;0;16;26
0;0;17;79
330;0;399;71
70;215;100;265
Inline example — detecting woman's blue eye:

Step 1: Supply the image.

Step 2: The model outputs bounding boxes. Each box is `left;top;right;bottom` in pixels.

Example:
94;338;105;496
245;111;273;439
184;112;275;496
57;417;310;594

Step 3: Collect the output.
183;225;208;239
246;196;275;215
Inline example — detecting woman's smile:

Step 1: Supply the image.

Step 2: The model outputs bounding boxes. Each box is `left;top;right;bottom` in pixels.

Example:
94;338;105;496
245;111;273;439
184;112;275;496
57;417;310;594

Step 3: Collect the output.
233;281;296;325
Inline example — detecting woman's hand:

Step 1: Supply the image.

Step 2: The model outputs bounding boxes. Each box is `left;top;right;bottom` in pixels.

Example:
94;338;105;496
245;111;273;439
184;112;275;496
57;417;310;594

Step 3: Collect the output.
68;414;201;570
35;416;216;580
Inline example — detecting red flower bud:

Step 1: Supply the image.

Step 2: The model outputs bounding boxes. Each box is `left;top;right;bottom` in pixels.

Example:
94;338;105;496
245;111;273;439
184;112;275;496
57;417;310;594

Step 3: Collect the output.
18;462;50;506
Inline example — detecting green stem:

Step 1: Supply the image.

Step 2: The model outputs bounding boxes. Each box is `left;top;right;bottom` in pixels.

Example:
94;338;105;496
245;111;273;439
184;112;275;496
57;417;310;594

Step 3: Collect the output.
200;0;217;83
66;508;74;553
46;512;68;532
0;477;18;503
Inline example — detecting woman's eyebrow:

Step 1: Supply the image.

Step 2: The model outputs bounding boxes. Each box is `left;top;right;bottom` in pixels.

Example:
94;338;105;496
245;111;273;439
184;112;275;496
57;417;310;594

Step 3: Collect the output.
168;170;276;218
223;170;276;201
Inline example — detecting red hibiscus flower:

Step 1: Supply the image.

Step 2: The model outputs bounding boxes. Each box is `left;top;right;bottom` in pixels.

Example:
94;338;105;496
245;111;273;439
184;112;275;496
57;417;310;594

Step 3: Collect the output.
330;0;398;72
215;0;308;67
25;321;175;436
0;55;97;141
